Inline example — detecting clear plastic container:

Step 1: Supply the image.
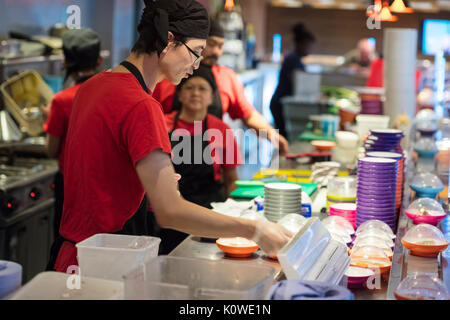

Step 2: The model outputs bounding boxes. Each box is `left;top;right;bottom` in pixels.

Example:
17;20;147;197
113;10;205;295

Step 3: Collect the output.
327;176;357;200
355;231;394;247
414;109;439;132
349;246;391;273
356;115;390;140
335;131;359;149
123;256;275;300
403;224;448;246
329;231;352;246
10;272;123;300
401;224;449;257
405;198;446;225
277;214;307;234
76;234;161;281
415;137;438;152
356;220;395;239
352;237;393;259
410;172;444;198
394;274;449;300
322;216;355;236
353;236;392;251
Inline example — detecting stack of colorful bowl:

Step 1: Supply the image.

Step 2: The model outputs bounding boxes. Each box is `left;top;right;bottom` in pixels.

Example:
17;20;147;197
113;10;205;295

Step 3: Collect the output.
360;93;383;115
356;157;398;231
329;203;357;229
364;129;404;153
366;151;405;218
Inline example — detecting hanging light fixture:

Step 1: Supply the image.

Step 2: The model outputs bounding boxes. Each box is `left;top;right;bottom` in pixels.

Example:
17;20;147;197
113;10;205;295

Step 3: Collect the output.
377;1;398;22
224;0;235;10
390;0;414;13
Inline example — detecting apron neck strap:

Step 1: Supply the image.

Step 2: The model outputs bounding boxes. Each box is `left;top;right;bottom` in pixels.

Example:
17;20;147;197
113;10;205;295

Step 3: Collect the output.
120;61;149;94
171;111;208;135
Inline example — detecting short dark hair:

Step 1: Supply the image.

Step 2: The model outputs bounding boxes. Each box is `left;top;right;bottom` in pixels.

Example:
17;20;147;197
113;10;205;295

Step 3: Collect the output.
292;23;315;44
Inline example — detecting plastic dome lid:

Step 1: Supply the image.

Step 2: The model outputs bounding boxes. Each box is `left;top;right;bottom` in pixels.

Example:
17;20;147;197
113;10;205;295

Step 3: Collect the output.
406;198;445;217
356;231;395;247
410;173;444;194
350;245;391;269
329;231;352;245
414;109;439;131
394;274;449;300
414;137;438;152
356;220;395;238
403;224;448;246
277;214;306;234
322;216;355;236
353;236;393;251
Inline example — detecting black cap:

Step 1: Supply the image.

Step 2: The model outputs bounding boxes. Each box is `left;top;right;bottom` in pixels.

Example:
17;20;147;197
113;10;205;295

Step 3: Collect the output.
62;28;101;80
139;0;210;56
178;64;217;92
209;18;225;38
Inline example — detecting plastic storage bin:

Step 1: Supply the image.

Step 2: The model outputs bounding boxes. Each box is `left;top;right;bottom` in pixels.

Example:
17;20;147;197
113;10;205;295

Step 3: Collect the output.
123;256;275;300
76;234;161;281
356;115;390;140
10;272;123;300
0;70;54;136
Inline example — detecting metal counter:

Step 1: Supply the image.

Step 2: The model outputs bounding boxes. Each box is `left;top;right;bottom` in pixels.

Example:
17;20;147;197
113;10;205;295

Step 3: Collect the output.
170;142;450;300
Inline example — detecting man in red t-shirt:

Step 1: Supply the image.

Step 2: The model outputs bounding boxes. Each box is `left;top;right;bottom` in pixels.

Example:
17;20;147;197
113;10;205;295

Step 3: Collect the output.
153;19;290;156
44;28;103;239
48;0;292;274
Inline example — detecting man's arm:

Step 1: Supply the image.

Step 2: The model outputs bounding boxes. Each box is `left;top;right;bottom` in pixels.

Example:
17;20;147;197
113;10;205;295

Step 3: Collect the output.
242;110;289;156
135;149;292;255
46;134;61;159
223;167;238;197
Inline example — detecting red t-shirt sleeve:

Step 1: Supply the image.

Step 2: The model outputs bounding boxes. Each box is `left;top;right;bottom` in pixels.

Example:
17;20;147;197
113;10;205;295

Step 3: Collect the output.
153;80;176;114
44;95;66;137
122;99;172;166
224;68;255;120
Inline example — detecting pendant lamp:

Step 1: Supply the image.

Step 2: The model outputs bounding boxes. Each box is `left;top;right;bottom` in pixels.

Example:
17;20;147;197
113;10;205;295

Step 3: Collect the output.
390;0;414;13
378;1;398;22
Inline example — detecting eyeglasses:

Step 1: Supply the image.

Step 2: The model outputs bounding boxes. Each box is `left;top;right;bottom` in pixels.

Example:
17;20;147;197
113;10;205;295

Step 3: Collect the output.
182;41;203;66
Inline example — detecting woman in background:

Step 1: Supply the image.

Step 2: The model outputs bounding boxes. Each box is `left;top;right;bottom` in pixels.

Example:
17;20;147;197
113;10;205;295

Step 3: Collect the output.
270;23;316;138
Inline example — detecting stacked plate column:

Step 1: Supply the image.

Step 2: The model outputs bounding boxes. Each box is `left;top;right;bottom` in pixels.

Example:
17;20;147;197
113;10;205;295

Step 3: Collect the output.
356;157;398;231
365;152;405;219
263;183;302;222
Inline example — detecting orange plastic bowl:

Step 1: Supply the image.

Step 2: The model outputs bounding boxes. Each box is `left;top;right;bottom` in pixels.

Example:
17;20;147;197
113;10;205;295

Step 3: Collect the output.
401;238;449;258
216;237;259;258
311;140;337;151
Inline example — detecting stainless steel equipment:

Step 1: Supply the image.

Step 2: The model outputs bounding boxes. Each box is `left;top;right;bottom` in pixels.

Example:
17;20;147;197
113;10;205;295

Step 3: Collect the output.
0;156;58;282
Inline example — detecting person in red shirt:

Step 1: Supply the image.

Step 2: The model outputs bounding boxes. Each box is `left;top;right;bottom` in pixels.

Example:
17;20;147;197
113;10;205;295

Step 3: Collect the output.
47;0;292;274
153;19;290;156
160;65;242;253
44;28;103;239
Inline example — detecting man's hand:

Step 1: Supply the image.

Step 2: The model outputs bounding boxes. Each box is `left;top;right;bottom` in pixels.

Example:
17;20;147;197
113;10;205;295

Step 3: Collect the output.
252;220;293;256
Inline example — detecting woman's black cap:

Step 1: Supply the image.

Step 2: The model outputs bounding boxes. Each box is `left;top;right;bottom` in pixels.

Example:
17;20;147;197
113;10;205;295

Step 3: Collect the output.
178;64;217;92
62;28;100;80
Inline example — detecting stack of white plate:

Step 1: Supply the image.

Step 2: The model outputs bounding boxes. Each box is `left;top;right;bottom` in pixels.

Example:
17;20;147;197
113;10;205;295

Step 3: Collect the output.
263;183;302;222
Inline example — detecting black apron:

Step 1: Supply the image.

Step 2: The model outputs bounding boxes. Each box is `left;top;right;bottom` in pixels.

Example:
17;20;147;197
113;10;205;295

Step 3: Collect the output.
171;66;223;119
46;61;151;271
156;112;227;254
